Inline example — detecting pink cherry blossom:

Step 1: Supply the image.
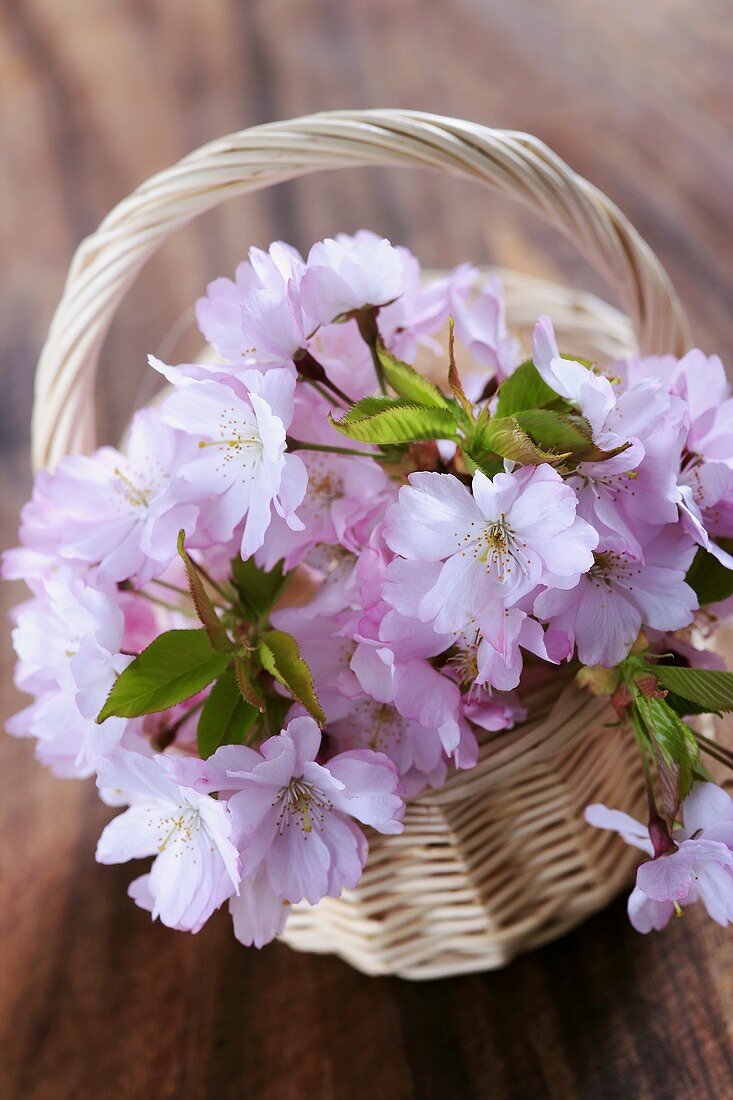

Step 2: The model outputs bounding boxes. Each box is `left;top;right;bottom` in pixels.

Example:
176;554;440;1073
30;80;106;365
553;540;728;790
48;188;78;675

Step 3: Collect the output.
573;419;683;561
533;316;681;558
533;316;616;418
274;532;478;778
118;590;159;653
196;718;403;945
30;409;200;587
635;838;733;921
300;231;405;325
12;576;125;701
8;576;135;777
162;369;306;556
387;594;561;700
195;241;310;366
96;750;241;933
326;698;450;796
626;347;733;464
384;466;597;633
347;643;477;774
650;351;733;568
376;257;470;361
195;257;261;362
534;526;697;666
359;519;564;697
8;690;131;779
618;346;733;569
2;468;88;585
586;783;733;932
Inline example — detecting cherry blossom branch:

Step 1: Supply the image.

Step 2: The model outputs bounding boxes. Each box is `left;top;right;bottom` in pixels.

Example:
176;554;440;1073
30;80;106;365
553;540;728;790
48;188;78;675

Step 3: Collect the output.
133;588;196;615
354;307;387;394
696;731;733;771
629;704;676;853
295;350;352;406
304;378;349;409
149;577;191;598
288;438;392;461
151;697;206;752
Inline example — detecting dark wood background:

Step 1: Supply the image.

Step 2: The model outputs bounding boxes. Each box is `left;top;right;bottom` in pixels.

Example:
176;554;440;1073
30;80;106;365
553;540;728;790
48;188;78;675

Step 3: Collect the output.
2;2;733;1097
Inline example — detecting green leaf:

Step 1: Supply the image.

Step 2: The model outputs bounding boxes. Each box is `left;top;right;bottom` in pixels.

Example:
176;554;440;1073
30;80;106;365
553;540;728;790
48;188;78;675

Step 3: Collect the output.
376;342;451;409
231;556;288;621
329;400;457;445
234;656;266;712
495;359;559;418
635;695;700;801
685;543;733;606
513;410;631;464
460;448;504;479
514;409;592;453
338;395;404;424
98;630;230;722
177;531;232;653
665;691;713;718
472;415;570;465
655;666;733;713
196;671;259;759
258;629;326;724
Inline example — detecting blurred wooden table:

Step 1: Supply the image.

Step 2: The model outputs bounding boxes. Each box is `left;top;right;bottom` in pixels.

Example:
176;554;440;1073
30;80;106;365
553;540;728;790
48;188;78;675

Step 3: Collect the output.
2;2;733;1097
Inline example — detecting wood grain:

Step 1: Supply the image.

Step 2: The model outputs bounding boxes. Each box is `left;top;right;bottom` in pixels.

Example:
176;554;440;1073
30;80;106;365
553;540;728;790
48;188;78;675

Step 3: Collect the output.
1;1;733;1096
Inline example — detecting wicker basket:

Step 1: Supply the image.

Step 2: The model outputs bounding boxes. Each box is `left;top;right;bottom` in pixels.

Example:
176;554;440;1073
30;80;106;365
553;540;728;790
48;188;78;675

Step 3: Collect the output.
32;110;691;979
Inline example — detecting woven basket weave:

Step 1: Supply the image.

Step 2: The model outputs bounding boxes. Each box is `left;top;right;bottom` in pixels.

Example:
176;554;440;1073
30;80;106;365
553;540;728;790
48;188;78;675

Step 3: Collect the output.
32;110;691;979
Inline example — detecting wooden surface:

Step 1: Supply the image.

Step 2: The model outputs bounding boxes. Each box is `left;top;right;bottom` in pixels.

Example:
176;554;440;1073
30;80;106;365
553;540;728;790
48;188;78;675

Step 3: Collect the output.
2;2;733;1097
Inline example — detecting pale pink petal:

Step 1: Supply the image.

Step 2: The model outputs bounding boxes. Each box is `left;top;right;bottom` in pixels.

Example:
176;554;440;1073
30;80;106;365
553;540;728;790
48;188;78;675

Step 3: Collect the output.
384;473;480;561
627;885;675;933
326;749;404;834
96;806;163;863
682;782;733;837
584;804;655;855
230;870;290;948
636;849;695;902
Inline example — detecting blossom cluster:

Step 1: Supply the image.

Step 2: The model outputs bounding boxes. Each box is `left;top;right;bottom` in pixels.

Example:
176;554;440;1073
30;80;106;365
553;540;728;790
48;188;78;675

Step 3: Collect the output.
6;229;733;946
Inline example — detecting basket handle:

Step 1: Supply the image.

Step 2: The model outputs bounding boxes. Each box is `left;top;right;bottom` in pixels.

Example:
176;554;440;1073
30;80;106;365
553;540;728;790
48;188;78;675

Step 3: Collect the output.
31;108;690;470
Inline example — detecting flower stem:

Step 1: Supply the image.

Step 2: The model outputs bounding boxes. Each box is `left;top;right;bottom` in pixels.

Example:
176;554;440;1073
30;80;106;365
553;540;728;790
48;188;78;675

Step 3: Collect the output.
697;731;733;770
296;350;353;406
629;704;676;853
304;378;349;409
152;697;206;752
288;438;392;461
355;307;387;394
149;577;190;598
135;589;196;615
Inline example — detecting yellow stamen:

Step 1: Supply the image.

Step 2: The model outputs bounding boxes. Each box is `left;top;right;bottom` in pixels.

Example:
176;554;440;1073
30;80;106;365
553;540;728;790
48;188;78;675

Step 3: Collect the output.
157;816;184;853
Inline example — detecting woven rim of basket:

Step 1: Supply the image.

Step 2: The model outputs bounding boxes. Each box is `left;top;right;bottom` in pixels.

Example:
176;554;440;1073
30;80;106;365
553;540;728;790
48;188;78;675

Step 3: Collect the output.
31;108;690;471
